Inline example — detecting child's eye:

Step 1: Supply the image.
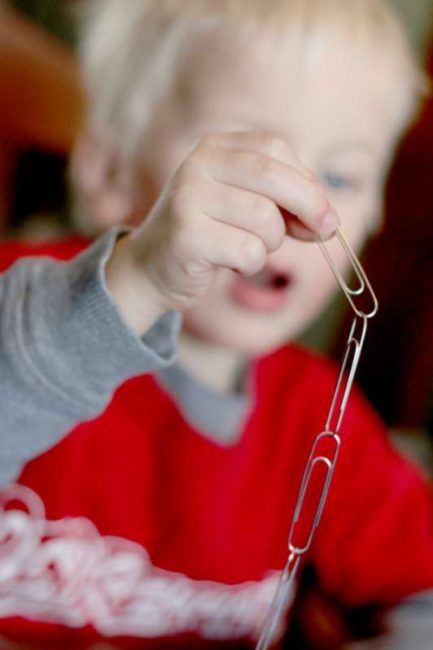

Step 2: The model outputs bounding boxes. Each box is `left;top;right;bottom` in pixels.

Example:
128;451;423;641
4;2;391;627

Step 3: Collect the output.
321;172;353;190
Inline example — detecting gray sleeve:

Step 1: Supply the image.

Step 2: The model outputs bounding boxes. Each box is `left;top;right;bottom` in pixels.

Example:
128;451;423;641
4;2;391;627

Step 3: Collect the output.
348;591;433;649
0;229;181;486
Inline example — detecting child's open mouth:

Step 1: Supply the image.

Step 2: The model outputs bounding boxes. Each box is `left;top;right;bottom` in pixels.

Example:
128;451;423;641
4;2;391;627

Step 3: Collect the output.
230;267;292;313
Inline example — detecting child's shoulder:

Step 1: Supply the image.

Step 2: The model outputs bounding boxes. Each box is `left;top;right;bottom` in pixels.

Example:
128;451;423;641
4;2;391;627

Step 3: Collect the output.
0;236;90;272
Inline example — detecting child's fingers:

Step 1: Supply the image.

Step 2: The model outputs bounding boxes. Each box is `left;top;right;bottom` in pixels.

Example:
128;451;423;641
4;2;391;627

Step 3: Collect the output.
192;217;267;276
189;143;338;240
197;178;286;254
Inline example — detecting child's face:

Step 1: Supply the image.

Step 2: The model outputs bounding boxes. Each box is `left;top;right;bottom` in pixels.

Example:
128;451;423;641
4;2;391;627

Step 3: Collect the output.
139;30;401;356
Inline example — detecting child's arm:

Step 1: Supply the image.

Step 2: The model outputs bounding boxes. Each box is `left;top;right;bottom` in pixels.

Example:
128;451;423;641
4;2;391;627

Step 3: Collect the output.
105;131;338;335
0;230;180;486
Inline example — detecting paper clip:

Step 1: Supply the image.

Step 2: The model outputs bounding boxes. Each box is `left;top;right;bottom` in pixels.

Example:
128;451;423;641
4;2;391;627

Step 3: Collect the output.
324;315;367;434
317;226;378;319
255;553;300;650
255;226;378;650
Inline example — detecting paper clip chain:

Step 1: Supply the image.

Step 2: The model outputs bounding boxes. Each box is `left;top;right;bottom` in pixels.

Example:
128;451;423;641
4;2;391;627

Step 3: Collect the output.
256;227;378;650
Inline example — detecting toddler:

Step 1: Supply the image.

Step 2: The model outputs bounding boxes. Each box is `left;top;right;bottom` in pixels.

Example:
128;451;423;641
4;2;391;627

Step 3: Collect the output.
0;1;433;648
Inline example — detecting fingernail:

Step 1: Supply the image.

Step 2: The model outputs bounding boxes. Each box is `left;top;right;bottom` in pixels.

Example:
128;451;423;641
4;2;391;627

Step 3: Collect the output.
320;209;339;238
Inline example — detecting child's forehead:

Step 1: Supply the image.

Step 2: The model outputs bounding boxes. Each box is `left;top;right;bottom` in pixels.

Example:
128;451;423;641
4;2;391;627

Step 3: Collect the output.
176;16;403;94
154;35;411;182
174;24;402;133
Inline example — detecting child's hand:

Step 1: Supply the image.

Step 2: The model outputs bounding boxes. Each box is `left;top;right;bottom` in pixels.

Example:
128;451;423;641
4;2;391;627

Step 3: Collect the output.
106;132;338;334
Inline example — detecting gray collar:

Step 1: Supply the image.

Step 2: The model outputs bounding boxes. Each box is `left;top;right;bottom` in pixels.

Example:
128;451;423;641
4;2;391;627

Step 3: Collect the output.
156;362;251;446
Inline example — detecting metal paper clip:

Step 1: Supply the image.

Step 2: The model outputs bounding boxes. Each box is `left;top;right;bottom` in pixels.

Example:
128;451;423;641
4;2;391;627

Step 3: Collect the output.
255;227;378;650
317;226;378;319
256;553;300;650
325;315;367;434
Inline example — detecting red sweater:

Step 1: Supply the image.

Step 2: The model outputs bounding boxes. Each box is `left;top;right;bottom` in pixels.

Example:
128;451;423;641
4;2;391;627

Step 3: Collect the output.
1;239;433;648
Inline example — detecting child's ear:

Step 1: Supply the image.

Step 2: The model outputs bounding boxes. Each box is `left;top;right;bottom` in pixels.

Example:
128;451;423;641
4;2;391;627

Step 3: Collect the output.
70;128;136;230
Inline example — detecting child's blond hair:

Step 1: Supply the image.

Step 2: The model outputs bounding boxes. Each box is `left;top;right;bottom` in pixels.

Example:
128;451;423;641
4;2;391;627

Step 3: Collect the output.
78;0;427;165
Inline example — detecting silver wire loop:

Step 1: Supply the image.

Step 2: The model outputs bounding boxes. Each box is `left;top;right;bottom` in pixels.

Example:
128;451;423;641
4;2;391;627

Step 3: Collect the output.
325;316;367;434
255;227;378;650
317;227;378;319
256;552;300;650
288;432;341;556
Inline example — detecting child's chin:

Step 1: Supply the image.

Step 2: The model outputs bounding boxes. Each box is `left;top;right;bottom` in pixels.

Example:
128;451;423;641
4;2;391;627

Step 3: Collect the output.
188;322;289;357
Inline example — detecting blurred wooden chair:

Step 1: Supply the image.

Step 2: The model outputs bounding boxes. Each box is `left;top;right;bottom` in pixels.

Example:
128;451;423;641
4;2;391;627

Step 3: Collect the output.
0;1;83;234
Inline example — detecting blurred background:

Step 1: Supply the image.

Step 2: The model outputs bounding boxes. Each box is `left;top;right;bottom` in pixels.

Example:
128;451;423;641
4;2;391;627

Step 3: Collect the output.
0;0;432;467
0;0;81;240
